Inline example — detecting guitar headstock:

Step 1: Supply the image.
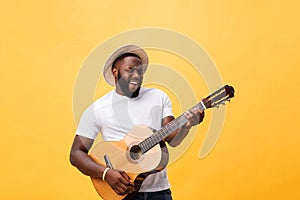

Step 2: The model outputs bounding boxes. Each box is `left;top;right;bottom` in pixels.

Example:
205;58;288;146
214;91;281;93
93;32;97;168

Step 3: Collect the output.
203;85;235;109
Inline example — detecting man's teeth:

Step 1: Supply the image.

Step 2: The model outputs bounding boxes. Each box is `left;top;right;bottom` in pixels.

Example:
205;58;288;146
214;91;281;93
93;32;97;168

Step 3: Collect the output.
130;81;138;85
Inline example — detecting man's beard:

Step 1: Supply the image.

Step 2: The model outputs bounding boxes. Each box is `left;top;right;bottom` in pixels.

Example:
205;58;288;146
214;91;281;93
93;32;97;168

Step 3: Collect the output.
117;74;141;98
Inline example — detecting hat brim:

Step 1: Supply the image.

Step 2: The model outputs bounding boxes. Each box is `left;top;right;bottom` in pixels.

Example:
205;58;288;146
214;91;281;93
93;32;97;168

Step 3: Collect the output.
103;45;149;86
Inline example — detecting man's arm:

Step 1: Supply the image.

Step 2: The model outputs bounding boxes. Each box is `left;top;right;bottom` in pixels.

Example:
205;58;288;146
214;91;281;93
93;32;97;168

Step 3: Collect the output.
163;108;205;147
70;135;134;195
69;135;105;177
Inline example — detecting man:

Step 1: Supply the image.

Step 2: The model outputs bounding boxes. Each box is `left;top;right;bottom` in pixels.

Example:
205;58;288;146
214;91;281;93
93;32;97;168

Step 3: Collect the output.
70;45;204;199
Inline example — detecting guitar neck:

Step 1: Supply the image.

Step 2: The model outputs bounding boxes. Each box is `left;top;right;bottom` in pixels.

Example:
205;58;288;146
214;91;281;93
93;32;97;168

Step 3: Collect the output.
139;101;206;153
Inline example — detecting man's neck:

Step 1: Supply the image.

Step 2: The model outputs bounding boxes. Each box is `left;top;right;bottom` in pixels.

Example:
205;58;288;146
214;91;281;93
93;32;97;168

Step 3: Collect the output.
115;87;141;98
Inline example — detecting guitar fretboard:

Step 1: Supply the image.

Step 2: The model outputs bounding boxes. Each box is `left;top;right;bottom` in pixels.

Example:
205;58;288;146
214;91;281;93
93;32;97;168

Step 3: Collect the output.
139;101;205;154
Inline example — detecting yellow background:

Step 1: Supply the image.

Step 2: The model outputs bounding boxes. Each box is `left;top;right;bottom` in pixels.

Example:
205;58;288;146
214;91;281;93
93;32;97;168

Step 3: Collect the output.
1;0;299;199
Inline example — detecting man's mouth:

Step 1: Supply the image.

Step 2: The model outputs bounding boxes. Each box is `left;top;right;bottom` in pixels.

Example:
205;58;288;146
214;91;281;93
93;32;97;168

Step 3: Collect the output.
129;80;139;86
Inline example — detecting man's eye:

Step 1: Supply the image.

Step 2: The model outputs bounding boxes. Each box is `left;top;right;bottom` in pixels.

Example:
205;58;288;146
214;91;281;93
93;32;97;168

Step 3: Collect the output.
125;68;143;74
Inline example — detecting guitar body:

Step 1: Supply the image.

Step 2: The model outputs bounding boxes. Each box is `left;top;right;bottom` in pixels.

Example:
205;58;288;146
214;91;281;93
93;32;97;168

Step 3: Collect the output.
89;125;169;200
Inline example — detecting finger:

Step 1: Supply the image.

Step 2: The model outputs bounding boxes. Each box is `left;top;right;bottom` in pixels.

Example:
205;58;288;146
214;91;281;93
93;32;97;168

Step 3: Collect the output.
114;180;130;195
190;109;203;124
190;109;200;119
112;185;121;195
114;185;127;196
184;110;193;119
199;110;204;122
127;184;134;192
120;171;130;180
192;110;200;121
120;183;134;194
199;109;204;116
120;171;134;186
193;108;203;116
199;109;204;115
192;108;199;114
119;171;133;189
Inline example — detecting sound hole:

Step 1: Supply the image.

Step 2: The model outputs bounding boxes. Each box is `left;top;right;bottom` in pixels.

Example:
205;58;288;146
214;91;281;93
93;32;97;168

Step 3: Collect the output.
129;145;142;160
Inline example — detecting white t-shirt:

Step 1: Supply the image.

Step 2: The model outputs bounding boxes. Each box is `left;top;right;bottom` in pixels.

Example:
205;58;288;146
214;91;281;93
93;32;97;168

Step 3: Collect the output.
75;87;174;192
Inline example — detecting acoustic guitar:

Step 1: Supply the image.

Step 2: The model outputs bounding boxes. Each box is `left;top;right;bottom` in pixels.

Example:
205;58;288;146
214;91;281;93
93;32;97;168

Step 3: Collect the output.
89;85;235;200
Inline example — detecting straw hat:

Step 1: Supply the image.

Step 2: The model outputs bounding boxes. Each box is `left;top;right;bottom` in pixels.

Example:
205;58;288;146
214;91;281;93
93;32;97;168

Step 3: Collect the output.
103;44;149;86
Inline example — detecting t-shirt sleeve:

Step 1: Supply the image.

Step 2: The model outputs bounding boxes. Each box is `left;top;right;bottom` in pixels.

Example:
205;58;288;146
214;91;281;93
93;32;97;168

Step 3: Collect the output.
75;104;101;140
162;92;174;118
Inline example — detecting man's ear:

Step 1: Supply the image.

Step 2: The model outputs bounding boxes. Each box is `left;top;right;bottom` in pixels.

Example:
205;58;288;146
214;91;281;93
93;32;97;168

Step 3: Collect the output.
112;68;118;78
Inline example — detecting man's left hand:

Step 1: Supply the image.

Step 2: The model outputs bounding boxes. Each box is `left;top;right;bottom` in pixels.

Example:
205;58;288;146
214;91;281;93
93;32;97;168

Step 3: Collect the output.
183;108;205;129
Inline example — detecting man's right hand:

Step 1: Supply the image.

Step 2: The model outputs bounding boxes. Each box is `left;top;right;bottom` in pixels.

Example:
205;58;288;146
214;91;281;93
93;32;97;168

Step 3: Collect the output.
105;169;134;196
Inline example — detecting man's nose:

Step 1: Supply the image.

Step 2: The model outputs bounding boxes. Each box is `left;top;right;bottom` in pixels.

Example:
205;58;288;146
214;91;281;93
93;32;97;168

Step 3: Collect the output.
131;69;140;78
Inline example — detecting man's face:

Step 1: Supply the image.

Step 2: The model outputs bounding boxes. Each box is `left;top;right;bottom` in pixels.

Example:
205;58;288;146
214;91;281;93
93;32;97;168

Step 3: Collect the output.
114;56;144;98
